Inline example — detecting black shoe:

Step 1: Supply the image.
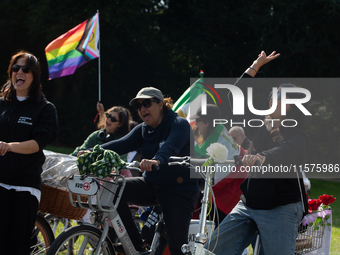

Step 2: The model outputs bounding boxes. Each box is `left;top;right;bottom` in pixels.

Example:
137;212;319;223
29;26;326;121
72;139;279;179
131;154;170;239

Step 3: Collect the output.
135;239;149;253
114;240;149;254
114;243;125;254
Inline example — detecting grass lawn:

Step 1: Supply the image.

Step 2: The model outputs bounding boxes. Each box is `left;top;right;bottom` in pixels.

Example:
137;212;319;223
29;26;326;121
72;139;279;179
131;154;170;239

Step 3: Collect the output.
45;145;74;155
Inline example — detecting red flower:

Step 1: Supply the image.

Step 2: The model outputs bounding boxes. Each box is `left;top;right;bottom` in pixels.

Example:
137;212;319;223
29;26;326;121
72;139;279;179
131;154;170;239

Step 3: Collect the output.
319;194;336;206
308;199;322;211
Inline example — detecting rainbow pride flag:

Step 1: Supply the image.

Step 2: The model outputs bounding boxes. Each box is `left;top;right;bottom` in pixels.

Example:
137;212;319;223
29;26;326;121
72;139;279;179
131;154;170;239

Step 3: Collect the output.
45;13;100;80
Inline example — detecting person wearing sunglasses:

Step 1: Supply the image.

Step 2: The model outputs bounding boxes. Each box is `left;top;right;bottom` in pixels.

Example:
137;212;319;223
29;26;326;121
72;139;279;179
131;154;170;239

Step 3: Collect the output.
0;51;58;254
204;51;310;255
78;87;199;254
71;105;132;163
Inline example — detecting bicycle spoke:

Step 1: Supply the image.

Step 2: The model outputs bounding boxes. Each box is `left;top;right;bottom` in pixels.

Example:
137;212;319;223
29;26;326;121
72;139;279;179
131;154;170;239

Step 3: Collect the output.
78;235;90;254
30;243;47;255
47;225;114;255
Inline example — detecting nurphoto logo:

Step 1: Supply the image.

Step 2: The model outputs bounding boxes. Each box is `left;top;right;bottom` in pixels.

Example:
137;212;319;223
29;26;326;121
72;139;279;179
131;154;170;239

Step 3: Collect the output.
197;83;312;128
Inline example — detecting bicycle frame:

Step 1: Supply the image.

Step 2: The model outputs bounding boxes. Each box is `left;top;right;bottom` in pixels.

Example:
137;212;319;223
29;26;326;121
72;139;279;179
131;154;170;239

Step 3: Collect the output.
172;157;236;255
192;169;215;255
177;157;261;255
67;173;164;255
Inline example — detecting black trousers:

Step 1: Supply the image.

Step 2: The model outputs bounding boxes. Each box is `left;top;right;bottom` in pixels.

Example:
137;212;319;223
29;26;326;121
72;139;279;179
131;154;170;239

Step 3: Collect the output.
117;177;199;255
0;186;38;255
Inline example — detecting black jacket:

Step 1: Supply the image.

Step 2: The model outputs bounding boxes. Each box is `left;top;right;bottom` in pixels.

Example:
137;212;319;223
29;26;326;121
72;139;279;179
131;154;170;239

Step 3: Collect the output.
234;73;310;210
0;97;58;190
240;125;309;209
101;110;199;191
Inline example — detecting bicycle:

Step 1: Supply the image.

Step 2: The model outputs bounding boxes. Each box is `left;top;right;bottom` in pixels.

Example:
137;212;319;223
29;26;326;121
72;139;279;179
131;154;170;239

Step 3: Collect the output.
46;157;243;255
173;156;323;255
30;213;55;255
167;156;247;255
45;214;73;236
46;161;166;255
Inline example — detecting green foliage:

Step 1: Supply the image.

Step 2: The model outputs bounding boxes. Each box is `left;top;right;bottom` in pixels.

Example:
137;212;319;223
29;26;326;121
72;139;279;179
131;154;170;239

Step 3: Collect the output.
45;145;74;155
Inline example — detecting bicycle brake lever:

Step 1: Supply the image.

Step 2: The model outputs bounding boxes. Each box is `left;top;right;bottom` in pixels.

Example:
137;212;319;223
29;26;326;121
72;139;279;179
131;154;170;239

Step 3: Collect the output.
152;164;159;171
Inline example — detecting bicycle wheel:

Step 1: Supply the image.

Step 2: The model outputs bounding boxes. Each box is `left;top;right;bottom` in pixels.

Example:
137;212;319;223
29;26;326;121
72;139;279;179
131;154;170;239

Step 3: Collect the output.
30;214;55;255
45;214;73;238
47;224;115;255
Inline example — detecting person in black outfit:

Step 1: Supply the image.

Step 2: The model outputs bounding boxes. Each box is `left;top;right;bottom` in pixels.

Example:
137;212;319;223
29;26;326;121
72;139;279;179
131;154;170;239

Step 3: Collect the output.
0;51;58;255
79;87;199;255
204;51;310;255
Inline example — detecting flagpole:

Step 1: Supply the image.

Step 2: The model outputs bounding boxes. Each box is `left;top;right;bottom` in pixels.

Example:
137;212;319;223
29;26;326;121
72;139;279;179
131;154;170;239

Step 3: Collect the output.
97;9;101;102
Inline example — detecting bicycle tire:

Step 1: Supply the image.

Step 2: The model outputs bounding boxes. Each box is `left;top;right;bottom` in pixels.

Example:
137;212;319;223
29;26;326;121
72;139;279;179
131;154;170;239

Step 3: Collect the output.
30;214;55;255
45;214;72;238
47;224;115;255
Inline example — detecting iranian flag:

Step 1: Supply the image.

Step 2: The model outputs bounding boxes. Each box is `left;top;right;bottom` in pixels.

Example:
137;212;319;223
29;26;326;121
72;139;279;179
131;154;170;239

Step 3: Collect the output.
173;71;245;217
172;71;206;126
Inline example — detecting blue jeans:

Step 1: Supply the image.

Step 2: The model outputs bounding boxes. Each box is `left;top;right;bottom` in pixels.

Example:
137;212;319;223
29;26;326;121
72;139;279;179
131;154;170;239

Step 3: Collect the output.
204;200;302;255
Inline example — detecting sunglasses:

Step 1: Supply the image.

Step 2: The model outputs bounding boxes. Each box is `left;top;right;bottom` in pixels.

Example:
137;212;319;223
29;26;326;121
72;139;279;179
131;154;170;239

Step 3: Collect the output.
134;99;160;111
268;90;281;101
105;113;118;122
12;65;31;73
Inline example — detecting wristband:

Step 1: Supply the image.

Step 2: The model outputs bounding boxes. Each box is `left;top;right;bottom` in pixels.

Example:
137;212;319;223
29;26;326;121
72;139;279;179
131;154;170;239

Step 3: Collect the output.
249;66;258;73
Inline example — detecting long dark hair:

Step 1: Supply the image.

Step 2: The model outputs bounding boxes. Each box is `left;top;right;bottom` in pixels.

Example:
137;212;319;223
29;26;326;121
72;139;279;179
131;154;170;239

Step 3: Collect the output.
2;50;44;102
98;106;132;136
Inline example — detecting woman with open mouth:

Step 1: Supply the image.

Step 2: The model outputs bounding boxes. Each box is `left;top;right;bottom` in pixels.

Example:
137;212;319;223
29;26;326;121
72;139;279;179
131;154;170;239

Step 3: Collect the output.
0;51;58;254
79;87;200;254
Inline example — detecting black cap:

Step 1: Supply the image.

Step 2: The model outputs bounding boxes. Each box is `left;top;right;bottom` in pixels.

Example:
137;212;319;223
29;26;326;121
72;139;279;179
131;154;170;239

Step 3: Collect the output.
190;104;221;121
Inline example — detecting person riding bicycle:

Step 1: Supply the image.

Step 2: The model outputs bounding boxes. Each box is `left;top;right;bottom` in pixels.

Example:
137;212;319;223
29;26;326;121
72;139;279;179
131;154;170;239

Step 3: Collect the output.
204;51;310;255
79;87;199;255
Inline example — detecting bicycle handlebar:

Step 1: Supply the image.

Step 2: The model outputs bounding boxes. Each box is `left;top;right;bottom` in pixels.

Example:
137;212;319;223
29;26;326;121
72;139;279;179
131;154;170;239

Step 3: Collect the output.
168;155;261;167
125;161;159;171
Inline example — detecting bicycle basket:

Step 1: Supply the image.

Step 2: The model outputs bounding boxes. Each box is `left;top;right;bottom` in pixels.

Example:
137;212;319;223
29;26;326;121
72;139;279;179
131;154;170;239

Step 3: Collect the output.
295;216;326;254
38;184;88;220
68;174;125;213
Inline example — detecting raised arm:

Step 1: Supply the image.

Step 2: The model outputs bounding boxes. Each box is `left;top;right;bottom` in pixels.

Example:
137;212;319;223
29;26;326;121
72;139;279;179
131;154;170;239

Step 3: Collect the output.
97;102;105;123
245;50;281;77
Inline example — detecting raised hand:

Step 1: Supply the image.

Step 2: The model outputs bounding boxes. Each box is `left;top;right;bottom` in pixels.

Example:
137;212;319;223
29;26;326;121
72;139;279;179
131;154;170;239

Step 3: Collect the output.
247;50;280;77
97;102;105;114
255;50;281;67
